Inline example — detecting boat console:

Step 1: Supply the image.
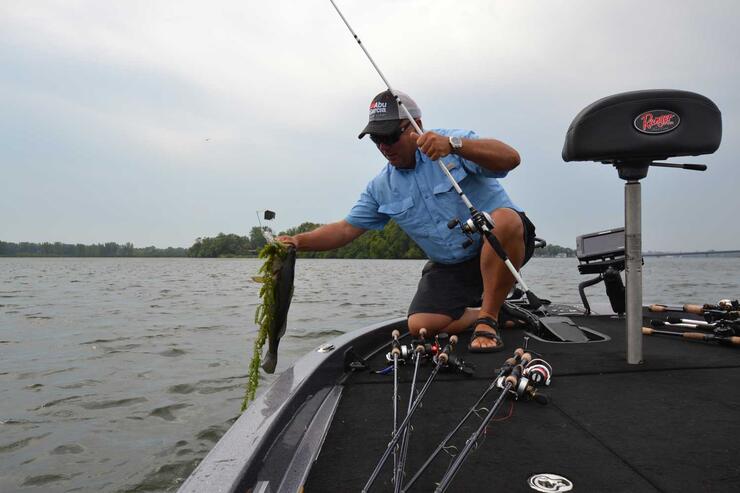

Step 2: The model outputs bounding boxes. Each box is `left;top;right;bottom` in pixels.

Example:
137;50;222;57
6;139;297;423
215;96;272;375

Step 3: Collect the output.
563;89;722;363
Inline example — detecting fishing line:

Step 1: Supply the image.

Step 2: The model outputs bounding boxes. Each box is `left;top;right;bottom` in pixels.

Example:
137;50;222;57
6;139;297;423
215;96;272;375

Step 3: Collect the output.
327;0;542;309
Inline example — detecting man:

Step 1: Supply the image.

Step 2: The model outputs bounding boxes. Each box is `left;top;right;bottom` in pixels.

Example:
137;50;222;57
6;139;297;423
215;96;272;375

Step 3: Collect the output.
277;90;535;352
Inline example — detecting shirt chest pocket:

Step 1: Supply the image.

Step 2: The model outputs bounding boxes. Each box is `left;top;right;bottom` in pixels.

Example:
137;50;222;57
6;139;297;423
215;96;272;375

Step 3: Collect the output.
433;165;468;195
378;196;415;220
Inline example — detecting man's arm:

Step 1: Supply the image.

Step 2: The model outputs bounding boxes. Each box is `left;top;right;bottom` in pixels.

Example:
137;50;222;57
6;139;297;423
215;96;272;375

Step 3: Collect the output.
277;220;366;251
412;131;520;173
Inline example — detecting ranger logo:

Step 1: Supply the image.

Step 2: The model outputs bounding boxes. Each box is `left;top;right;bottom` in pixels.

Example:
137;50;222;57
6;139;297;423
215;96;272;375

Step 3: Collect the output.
528;473;573;492
634;109;680;134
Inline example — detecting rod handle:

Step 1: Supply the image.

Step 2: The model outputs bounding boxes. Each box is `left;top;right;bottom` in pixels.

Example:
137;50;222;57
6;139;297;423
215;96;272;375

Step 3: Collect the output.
682;332;708;340
683;304;704;314
504;364;523;386
642;327;654;335
649;304;668;312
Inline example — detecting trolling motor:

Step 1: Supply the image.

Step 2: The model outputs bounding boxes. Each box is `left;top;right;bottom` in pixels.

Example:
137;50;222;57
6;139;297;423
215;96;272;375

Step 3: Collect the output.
576;227;627;315
328;0;543;311
256;209;277;243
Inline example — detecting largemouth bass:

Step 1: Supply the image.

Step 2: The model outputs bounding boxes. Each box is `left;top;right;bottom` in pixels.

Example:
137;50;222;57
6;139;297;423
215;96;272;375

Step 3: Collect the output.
243;242;296;410
260;245;296;373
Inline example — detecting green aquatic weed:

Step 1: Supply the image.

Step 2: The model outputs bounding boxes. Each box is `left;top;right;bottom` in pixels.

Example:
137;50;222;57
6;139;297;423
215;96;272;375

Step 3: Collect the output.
242;241;289;411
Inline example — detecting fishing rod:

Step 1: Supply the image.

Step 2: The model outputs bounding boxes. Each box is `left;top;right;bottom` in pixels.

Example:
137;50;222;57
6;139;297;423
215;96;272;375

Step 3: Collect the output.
433;360;524;493
433;354;552;493
650;319;707;330
664;317;715;327
642;327;740;346
394;329;426;492
652;318;740;338
328;0;542;310
401;348;529;493
649;299;739;315
391;329;401;479
363;335;458;492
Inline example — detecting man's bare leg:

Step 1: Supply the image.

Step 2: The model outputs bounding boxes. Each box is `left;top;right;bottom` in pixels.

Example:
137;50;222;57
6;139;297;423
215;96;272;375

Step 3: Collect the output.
407;308;480;337
470;208;526;350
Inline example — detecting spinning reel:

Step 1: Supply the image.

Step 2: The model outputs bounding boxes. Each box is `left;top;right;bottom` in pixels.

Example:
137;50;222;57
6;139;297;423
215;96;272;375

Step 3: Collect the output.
385;333;474;377
495;357;553;404
447;210;495;249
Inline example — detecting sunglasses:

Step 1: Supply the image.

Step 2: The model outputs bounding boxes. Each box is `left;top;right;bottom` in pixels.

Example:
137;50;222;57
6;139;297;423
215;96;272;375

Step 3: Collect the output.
370;122;411;146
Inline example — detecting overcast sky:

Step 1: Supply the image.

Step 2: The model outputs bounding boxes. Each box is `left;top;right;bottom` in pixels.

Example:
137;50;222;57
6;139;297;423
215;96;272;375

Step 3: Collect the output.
2;0;738;251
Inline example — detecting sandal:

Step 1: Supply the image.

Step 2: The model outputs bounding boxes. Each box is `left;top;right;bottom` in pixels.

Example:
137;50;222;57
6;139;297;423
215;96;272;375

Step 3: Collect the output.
468;317;505;353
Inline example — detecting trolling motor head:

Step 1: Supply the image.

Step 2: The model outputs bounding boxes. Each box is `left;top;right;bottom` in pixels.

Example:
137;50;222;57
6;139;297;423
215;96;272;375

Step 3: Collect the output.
256;209;277;243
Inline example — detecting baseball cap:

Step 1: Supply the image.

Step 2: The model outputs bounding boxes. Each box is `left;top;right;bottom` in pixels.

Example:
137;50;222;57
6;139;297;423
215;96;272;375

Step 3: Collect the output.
358;89;422;139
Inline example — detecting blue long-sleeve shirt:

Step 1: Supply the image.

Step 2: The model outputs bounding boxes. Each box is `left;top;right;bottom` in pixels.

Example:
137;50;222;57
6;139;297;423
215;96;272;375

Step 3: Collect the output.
345;128;521;264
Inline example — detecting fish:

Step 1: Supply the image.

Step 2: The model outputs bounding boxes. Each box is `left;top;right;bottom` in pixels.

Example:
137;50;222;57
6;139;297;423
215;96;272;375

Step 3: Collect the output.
260;245;296;374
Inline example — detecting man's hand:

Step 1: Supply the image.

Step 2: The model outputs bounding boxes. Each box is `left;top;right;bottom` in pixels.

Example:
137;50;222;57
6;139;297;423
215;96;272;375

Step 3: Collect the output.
411;131;452;161
276;235;299;249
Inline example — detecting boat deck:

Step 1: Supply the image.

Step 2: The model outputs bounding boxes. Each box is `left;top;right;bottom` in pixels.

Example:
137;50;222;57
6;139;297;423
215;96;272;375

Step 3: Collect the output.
306;312;740;492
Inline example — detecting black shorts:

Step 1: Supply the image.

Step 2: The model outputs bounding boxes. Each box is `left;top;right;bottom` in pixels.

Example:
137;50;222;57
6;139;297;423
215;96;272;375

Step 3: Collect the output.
407;211;536;320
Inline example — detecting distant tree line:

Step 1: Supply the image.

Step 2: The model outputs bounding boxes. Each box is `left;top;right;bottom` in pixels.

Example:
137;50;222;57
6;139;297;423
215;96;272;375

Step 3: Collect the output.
187;228;270;258
0;241;187;257
187;222;575;259
535;243;575;258
2;223;575;259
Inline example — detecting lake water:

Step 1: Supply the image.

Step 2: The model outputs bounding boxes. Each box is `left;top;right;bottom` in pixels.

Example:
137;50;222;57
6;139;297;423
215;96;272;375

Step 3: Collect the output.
1;257;738;492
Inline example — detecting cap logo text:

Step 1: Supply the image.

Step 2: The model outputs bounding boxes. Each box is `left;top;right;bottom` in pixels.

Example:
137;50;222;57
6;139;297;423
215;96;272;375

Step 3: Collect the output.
369;101;388;116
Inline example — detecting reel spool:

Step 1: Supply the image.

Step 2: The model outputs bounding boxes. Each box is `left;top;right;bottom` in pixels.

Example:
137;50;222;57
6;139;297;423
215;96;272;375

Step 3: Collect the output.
496;357;553;402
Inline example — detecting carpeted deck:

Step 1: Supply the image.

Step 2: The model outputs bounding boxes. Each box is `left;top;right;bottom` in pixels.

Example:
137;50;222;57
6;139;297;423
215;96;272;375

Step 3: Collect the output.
305;312;740;492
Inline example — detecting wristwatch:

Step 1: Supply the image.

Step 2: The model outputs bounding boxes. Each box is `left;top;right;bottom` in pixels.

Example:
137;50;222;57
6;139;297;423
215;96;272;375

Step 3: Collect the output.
449;135;463;154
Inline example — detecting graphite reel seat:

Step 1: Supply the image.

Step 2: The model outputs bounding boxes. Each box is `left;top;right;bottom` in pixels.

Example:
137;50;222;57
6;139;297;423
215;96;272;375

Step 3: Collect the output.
562;89;722;364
